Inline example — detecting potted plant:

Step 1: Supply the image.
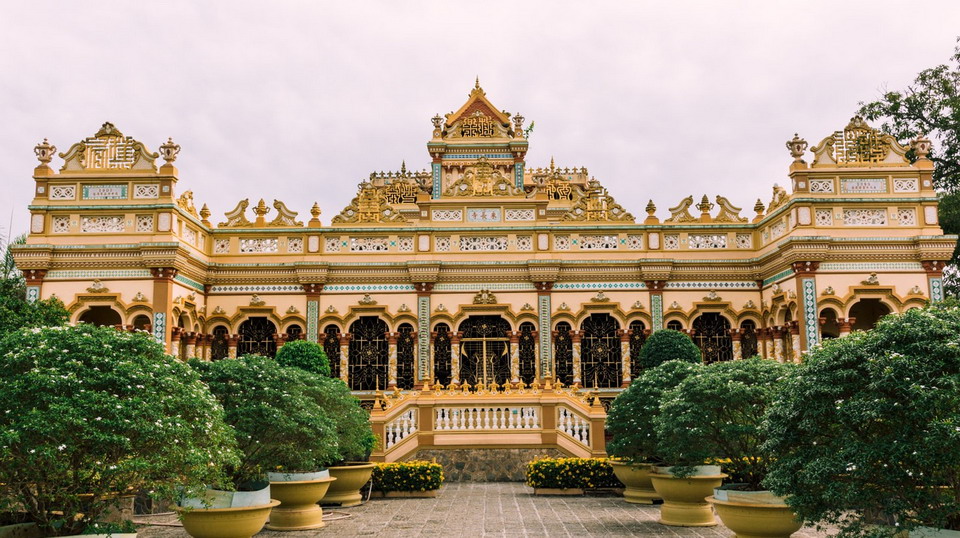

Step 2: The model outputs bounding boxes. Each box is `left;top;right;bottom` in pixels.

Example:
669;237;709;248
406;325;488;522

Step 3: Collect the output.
656;357;800;537
764;303;960;537
188;355;340;533
607;334;701;506
0;324;237;537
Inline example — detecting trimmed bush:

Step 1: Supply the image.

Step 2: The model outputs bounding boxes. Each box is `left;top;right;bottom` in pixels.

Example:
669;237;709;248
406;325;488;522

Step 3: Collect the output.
297;374;376;465
371;461;444;493
637;329;701;370
275;339;331;377
524;458;623;490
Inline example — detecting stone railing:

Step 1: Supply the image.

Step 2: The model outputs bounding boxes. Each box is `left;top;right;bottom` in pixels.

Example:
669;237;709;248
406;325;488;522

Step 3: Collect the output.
368;383;606;463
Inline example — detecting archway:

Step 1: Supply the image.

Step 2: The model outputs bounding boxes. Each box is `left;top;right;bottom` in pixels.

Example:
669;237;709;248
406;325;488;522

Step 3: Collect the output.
580;313;621;388
740;320;759;358
285;324;303;341
850;299;892;332
458;316;510;386
238;317;277;357
692;313;732;363
396;323;416;390
78;306;122;327
553;321;573;386
348;316;388;390
820;308;840;339
666;320;683;331
132;314;151;331
211;325;229;360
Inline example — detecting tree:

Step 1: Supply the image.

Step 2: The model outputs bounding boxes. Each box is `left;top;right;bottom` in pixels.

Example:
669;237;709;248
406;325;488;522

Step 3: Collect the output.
0;233;68;340
636;329;702;370
275;339;331;376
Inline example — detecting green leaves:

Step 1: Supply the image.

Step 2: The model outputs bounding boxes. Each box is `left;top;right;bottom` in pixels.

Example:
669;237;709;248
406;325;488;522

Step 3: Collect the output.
637;329;702;370
275;339;331;376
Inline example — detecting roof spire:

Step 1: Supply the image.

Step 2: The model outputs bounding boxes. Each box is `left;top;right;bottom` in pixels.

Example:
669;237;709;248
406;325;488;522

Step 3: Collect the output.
475;76;480;89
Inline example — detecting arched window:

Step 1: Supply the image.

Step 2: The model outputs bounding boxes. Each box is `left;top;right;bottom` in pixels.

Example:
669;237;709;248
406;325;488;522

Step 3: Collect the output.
850;299;892;332
458;316;510;386
554;322;573;387
433;324;451;386
323;325;341;379
692;313;732;363
211;326;229;360
238;317;277;357
740;320;758;358
820;308;839;339
396;323;416;390
79;306;122;327
628;320;646;379
285;324;303;342
782;310;795;361
581;314;621;388
518;322;537;385
348;317;388;390
666;320;683;331
132;314;151;331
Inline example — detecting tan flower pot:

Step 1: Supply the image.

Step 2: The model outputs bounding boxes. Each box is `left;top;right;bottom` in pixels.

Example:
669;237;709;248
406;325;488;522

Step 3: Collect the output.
609;461;660;504
649;466;726;527
708;494;801;538
179;500;280;538
266;476;337;531
321;462;376;507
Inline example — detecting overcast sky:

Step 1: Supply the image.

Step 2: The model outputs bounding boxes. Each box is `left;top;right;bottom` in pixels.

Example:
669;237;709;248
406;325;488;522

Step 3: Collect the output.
2;1;958;238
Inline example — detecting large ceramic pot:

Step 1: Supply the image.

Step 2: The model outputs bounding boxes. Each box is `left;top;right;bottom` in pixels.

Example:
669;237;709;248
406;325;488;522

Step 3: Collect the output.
321;463;376;507
707;489;801;538
609;461;660;504
178;484;278;538
649;465;726;527
266;470;337;531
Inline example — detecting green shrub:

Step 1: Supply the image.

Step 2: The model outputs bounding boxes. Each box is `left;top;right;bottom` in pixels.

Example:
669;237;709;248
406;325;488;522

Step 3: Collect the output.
655;358;791;487
0;279;68;342
637;329;701;370
275;339;330;376
298;374;375;465
524;457;623;490
605;360;702;463
371;461;444;493
0;325;238;536
763;302;960;535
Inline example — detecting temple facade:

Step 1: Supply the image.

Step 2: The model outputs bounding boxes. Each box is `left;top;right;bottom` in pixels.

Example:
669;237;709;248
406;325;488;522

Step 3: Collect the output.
14;84;956;396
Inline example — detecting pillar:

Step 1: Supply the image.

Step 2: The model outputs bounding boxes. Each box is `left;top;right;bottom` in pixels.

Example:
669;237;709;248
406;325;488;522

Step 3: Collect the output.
227;334;239;359
771;326;784;363
415;283;434;388
730;328;743;360
788;321;801;363
535;282;553;380
509;330;521;383
170;327;182;359
618;329;632;387
923;261;947;302
431;159;442;199
203;334;213;361
450;331;462;385
150;267;177;350
792;261;821;353
184;332;197;360
23;269;47;304
646;280;666;331
759;328;772;359
304;283;323;343
571;330;582;386
838;318;855;337
274;333;288;351
339;333;352;384
387;331;398;389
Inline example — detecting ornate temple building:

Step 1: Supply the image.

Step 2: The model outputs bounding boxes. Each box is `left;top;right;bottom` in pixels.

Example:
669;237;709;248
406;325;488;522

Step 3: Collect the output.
14;83;956;397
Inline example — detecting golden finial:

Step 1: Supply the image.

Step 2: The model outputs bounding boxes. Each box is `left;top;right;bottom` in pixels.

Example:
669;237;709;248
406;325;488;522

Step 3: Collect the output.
252;198;270;226
34;138;56;165
696;194;714;214
645;200;656;216
310;202;321;218
475;76;480;89
199;204;211;227
159;137;181;164
549;156;555;170
754;199;765;214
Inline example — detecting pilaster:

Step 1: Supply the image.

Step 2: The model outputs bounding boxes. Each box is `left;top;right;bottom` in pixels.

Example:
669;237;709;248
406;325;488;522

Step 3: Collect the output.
304;283;323;343
570;330;582;386
387;332;399;389
150;267;177;351
509;330;521;383
23;269;47;304
729;328;743;360
535;282;554;380
923;261;946;302
415;282;434;388
645;280;667;331
792;261;821;354
618;329;632;387
339;333;352;384
450;331;462;385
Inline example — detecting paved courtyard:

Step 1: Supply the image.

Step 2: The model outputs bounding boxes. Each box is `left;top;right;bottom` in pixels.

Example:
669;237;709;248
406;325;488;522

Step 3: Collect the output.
138;482;830;537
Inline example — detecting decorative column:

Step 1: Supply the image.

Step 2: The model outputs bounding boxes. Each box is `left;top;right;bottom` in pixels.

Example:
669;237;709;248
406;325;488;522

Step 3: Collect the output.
274;333;288;351
430;158;442;200
645;281;667;331
792;261;821;353
838;318;855;337
23;269;47;304
415;283;434;388
203;334;213;361
617;329;632;387
339;333;352;384
535;282;553;381
170;327;182;359
923;261;947;302
760;328;773;359
184;332;197;360
730;328;743;360
304;283;323;343
787;321;801;363
450;331;462;385
771;326;784;363
509;330;521;383
531;330;540;380
387;331;399;389
570;330;582;387
150;267;178;350
227;334;239;359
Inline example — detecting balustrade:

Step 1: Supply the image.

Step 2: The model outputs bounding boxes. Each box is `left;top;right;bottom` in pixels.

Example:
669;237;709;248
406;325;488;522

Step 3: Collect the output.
435;406;539;431
384;408;417;448
557;406;590;445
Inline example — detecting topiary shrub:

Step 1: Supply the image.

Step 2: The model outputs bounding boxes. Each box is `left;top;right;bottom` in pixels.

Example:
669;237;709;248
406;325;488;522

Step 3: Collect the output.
190;355;339;483
605;359;702;464
297;374;376;465
0;324;238;536
637;329;701;370
763;302;960;535
372;461;444;493
275;339;331;377
655;357;791;486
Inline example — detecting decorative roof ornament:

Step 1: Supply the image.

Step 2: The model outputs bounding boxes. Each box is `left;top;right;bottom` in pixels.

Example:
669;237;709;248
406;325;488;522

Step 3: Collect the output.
473;289;497;304
520;303;534;311
753;199;766;219
696;195;714;221
159;137;181;164
219;199;253;227
668;301;682;310
703;290;722;302
665;196;697;223
252;199;271;226
644;200;658;223
358;294;377;305
333;182;405;224
249;294;266;306
58;122;158;172
443;157;523;197
591;291;610;303
212;306;226;315
911;133;932;160
308;202;322;227
512;113;525;140
810;116;909;166
743;299;756;309
714;195;747;223
177;191;198;217
286;305;300;314
199;204;212;227
909;285;924;295
325;305;338;314
132;291;148;302
631;300;645;310
557;302;570;311
768;184;788;213
861;273;880;286
435;303;447;312
563;178;634;222
398;303;411;312
34;138;57;165
269;200;303;227
821;286;835;296
86;279;109;293
786;133;808;164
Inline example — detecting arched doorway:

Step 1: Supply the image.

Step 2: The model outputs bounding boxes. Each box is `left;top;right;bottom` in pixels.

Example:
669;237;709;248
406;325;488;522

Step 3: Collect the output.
396;323;416;390
628;320;646;379
820;308;840;339
666;320;683;331
210;325;229;360
458;316;510;386
692;313;732;363
132;314;151;331
78;306;122;327
581;314;621;388
348;316;388;390
285;324;303;341
518;322;537;385
850;299;892;332
432;323;451;386
740;320;759;358
553;321;573;386
323;325;341;378
238;317;277;357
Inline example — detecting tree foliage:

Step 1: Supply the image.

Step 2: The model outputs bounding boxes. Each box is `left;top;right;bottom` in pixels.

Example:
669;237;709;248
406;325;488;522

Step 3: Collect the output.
298;374;375;464
275;339;331;376
0;325;238;536
763;302;960;535
637;329;702;370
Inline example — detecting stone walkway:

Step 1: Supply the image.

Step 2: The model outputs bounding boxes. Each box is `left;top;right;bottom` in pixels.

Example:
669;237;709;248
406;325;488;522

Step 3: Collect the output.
139;482;830;537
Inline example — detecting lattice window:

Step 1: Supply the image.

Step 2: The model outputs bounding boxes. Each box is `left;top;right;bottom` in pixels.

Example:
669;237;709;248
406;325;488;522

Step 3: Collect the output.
815;209;833;226
433;324;451;386
239;238;279;253
211;326;229;361
581;314;622;388
350;237;389;252
554;235;570;251
135;215;153;232
893;178;919;193
693;313;732;363
435;237;450;252
554;322;573;387
580;235;619;250
325;237;341;252
843;209;887;226
896;208;917;226
349;317;389;391
214;239;230;254
133;184;159;199
81;216;124;233
287;237;303;253
432;209;463;221
459;236;508;251
323;325;342;379
518;322;537;385
49;185;76;200
626;235;643;250
688;234;727;249
459;316;511;386
398;236;414;252
505;208;535;221
516;236;533;251
397;324;416;390
238;317;277;358
52;216;70;233
809;179;834;193
735;233;752;249
286;324;302;341
629;321;646;379
663;234;680;250
770;221;786;239
182;227;197;245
